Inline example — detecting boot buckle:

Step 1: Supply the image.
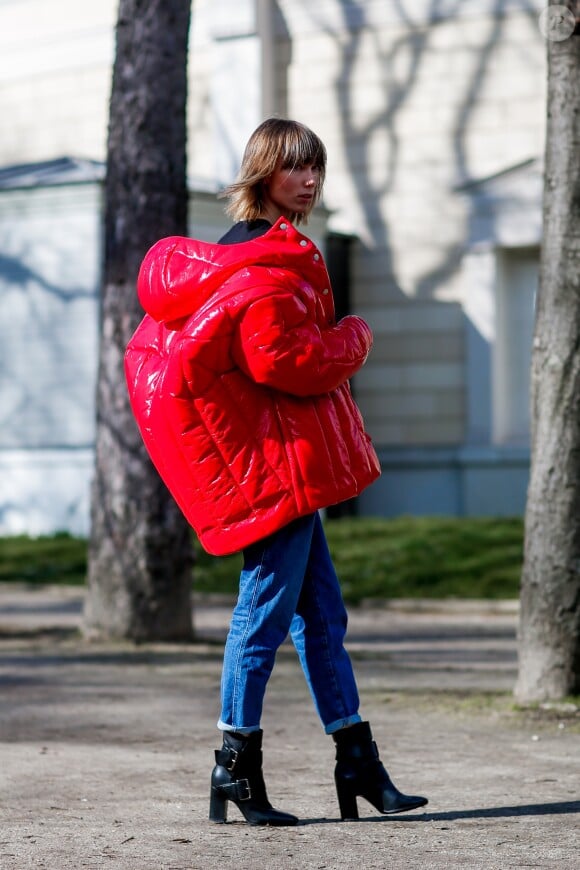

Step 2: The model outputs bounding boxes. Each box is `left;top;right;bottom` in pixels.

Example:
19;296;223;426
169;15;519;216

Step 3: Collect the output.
215;747;239;771
220;777;252;802
237;778;252;801
225;748;239;771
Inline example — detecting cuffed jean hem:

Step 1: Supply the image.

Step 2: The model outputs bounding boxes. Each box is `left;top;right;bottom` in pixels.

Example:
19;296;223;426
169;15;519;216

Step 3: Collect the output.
217;719;262;734
324;713;362;735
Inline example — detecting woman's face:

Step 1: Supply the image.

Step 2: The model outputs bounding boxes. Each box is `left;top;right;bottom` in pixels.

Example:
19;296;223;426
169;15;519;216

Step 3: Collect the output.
261;161;321;223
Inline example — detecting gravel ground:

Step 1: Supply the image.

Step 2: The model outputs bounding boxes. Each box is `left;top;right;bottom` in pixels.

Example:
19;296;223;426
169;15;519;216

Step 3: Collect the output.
0;585;578;869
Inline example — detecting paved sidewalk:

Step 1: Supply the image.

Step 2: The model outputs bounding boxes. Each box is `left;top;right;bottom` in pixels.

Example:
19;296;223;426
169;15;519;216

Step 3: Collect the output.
0;585;578;869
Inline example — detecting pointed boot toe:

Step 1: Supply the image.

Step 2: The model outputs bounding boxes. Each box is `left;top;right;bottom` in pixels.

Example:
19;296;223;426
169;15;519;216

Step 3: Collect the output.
373;776;428;814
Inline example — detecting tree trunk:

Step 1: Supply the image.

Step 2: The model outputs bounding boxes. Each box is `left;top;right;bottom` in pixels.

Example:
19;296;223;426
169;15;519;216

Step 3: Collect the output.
84;0;194;642
515;5;580;701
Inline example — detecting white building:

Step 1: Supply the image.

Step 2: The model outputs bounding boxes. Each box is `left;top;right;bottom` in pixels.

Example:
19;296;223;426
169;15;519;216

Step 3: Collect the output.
0;0;547;534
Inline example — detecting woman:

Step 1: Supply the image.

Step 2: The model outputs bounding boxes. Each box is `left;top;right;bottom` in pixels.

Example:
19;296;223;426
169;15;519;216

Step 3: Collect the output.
126;118;428;825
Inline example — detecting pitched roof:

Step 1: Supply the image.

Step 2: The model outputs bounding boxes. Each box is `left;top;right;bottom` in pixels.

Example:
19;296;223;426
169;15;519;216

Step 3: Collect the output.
0;156;105;190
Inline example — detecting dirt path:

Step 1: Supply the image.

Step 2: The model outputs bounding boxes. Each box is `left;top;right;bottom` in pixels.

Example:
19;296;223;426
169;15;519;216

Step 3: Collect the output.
0;586;578;869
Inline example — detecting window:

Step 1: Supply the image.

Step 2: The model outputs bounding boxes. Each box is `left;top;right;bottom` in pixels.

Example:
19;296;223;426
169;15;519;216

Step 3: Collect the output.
493;247;539;445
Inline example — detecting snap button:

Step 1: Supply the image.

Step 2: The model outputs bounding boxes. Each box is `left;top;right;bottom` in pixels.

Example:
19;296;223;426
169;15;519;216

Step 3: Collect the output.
279;222;287;230
313;253;320;262
322;288;329;295
299;239;308;247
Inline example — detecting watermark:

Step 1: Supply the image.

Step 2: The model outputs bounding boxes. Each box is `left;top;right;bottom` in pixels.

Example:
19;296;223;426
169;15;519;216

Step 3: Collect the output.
538;5;576;41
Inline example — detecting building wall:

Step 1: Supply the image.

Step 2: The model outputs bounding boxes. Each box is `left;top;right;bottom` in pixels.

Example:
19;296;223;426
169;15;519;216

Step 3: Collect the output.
0;183;101;534
0;0;116;164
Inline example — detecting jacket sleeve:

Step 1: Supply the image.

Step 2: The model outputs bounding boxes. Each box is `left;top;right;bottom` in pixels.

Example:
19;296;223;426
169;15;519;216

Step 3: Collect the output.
232;289;373;396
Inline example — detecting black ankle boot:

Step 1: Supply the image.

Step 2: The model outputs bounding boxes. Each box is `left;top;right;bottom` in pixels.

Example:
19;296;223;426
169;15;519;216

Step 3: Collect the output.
333;721;428;820
209;730;298;826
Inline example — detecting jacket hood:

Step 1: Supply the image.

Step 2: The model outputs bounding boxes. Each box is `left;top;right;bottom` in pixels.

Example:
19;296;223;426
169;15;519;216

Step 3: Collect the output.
137;216;328;324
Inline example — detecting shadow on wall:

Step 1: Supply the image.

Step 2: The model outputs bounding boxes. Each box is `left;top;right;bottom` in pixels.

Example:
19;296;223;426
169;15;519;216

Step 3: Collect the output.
0;182;101;535
329;0;542;292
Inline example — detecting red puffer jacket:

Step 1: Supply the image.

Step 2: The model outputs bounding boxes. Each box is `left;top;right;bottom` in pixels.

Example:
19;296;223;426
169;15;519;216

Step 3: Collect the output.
125;217;380;555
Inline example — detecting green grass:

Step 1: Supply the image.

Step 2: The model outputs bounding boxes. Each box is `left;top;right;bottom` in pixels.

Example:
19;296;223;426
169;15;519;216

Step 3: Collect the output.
324;515;524;603
0;532;88;586
0;516;524;602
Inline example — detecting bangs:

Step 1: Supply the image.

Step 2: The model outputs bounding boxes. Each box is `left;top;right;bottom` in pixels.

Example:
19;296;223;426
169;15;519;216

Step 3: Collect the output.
280;127;326;170
241;118;327;178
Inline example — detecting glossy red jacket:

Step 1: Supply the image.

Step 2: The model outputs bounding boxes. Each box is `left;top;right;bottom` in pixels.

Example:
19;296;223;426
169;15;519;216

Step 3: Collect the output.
125;218;381;555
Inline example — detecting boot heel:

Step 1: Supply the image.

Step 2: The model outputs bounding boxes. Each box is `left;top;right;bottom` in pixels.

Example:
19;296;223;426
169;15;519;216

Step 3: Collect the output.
336;778;359;820
209;786;228;823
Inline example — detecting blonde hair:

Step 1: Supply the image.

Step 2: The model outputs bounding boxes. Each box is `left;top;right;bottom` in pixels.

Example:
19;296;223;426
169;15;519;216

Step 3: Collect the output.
220;118;327;226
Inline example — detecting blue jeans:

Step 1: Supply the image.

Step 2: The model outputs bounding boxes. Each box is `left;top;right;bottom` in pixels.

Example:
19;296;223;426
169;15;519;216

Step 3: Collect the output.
218;512;362;735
